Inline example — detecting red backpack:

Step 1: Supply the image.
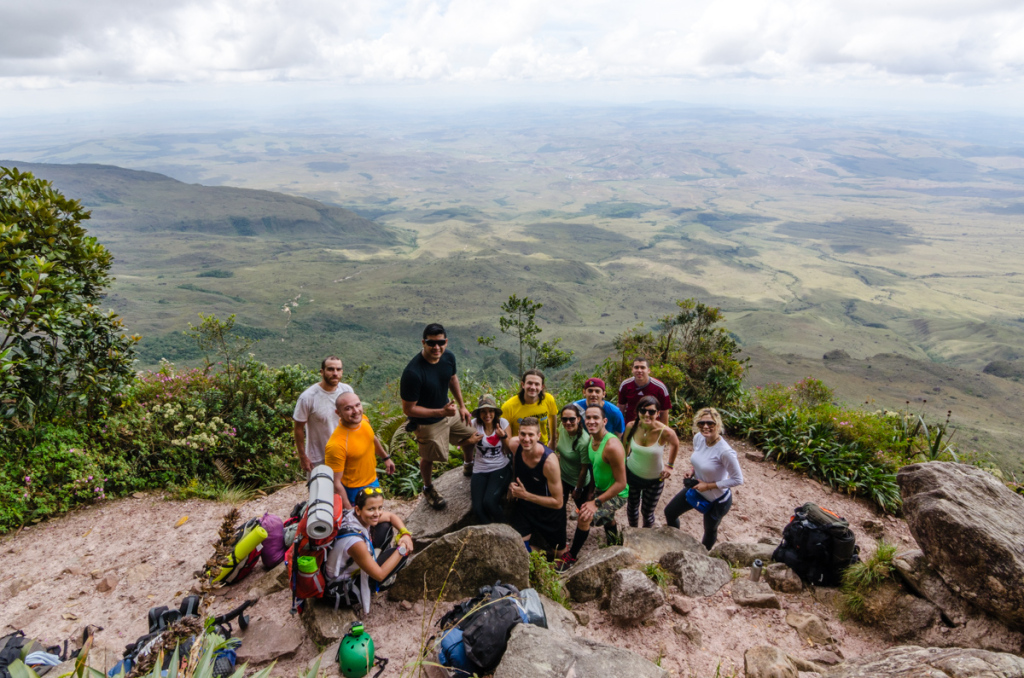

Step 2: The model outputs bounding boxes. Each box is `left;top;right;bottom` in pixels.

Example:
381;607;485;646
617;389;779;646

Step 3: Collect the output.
285;495;344;613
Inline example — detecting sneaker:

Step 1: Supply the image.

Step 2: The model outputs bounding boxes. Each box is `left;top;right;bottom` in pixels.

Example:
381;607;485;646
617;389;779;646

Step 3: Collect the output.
423;484;448;510
463;462;474;477
554;553;577;573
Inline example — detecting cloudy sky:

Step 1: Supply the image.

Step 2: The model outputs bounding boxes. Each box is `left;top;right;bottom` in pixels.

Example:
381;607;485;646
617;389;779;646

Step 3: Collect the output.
2;0;1024;116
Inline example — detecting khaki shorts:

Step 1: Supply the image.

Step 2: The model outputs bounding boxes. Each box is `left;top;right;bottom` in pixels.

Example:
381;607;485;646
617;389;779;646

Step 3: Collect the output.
414;415;475;463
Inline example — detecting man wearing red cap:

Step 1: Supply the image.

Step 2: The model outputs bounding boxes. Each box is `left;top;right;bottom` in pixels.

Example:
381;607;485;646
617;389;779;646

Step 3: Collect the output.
573;377;626;435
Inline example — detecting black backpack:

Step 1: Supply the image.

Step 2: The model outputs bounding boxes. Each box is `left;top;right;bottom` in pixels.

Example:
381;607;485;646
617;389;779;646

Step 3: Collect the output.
437;583;528;675
773;503;860;587
0;633;28;678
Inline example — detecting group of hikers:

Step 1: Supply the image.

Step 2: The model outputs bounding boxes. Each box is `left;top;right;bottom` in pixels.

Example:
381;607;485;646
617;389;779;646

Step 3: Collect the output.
291;323;744;605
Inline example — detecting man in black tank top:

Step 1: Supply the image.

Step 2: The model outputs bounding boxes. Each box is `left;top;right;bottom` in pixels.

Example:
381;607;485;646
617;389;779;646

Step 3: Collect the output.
508;417;565;555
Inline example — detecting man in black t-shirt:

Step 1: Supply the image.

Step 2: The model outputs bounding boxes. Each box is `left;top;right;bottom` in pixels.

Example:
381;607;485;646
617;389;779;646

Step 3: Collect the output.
400;323;474;509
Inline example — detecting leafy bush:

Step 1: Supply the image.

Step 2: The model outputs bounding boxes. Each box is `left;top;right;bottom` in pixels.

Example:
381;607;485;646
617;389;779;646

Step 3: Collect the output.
642;562;671;589
197;269;234;278
529;550;570;608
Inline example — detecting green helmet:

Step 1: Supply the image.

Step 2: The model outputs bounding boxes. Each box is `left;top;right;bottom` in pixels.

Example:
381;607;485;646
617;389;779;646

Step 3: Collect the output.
337;623;375;678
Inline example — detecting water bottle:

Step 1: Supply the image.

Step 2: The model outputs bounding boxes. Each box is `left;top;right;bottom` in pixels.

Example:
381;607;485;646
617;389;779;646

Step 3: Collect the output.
751;559;763;582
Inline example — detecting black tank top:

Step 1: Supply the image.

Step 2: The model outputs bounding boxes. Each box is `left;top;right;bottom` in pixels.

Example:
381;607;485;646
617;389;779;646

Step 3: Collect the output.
514;444;554;497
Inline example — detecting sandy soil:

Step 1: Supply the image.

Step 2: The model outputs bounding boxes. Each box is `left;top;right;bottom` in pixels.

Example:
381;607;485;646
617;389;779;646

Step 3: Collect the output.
0;435;913;677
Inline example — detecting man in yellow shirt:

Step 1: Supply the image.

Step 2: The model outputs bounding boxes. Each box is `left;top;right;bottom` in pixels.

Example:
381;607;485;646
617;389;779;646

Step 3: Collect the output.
500;370;558;448
325;392;396;509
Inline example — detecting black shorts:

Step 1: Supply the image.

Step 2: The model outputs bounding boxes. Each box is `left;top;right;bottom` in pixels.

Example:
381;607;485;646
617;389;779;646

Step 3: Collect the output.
510;503;566;550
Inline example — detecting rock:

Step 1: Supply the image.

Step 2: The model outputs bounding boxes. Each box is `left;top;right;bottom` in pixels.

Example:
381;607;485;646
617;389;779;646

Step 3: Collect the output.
810;651;842;666
621;526;706;562
90;569;103;579
809;586;842;610
892;549;969;626
388;523;529;602
786;611;832;645
403;467;475;546
765;563;803;593
745;449;766;463
127;563;156;585
758;536;778;545
2;577;31;600
572;609;590;626
659;551;731;597
710;541;776;567
673;621;703;646
916;611;1024;655
301;603;358;646
732;579;781;609
306;643;341;678
61;565;85;576
95;573;119;593
237;619;304;663
493;623;668;678
823;645;1024;678
744;646;799;678
562;546;639;602
670;595;694;615
539;595;577;636
882;594;942;641
861;519;885;539
399;600;413;611
247;562;288;600
608;569;666;622
898;461;1024;631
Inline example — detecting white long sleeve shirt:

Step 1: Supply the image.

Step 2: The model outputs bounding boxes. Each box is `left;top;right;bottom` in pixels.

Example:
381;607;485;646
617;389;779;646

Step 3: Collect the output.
690;433;743;501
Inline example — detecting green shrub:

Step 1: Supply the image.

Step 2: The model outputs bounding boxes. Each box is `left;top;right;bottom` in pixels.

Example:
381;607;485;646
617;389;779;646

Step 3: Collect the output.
840;539;899;622
642;562;671;589
529;550;570;608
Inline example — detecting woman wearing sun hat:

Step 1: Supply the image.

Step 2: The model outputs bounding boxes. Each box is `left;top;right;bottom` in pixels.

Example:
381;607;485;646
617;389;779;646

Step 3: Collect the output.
465;393;512;524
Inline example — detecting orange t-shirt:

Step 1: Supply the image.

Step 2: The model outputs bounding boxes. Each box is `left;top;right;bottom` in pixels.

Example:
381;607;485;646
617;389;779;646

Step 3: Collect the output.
324;416;378;489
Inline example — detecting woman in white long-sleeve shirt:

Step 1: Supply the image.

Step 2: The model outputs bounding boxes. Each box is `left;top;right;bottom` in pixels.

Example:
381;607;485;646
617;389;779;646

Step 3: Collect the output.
664;407;743;550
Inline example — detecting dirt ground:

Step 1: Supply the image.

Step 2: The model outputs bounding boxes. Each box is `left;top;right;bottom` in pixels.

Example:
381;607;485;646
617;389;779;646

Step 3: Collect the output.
0;435;914;677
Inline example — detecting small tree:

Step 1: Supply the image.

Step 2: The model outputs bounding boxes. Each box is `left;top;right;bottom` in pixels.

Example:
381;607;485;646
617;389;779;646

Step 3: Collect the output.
478;294;573;376
0;167;138;427
186;313;255;382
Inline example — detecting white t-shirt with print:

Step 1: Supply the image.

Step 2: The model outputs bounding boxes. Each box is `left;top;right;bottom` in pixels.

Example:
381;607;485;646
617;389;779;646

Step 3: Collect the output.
293;382;353;466
472;417;511;474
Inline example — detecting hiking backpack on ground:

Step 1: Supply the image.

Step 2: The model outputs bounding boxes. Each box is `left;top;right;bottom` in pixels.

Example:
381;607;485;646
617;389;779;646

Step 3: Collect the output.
435;583;544;676
285;495;344;613
772;503;860;587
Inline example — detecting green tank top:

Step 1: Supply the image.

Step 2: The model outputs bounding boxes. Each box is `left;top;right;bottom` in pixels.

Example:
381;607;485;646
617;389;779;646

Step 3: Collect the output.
589;432;628;498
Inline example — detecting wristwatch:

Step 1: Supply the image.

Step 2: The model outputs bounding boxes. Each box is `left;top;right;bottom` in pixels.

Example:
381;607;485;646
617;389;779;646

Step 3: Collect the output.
397;544;409;557
594;498;603;509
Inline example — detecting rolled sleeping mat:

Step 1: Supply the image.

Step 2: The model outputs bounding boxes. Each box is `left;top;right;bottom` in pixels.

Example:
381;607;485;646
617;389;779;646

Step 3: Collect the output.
306;465;336;540
212;525;268;582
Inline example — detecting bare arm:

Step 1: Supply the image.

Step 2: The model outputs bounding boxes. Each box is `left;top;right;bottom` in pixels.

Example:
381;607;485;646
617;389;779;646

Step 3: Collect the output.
374;436;396;475
658;409;670;425
334;475;352;510
448;374;472;424
401;398;455;420
598;438;628;502
293;421;312;473
509;455;563;509
347;540;408;583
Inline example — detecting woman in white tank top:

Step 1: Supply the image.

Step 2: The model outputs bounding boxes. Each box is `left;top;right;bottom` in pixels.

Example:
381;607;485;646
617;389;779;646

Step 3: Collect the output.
624;395;680;528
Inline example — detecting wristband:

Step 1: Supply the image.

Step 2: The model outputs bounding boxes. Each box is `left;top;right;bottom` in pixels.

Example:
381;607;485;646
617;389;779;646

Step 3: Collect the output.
665;463;674;469
381;455;392;461
594;498;603;509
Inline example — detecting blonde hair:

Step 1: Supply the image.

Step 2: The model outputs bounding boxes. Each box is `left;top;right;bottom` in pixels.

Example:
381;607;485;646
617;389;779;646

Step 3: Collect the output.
691;407;725;436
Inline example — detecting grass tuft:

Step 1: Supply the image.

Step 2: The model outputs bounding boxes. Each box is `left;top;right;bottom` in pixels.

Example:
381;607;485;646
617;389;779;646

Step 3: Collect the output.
529;550;571;608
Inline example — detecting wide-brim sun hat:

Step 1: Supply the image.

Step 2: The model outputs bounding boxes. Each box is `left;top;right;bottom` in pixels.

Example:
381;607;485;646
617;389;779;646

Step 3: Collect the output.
473;393;501;418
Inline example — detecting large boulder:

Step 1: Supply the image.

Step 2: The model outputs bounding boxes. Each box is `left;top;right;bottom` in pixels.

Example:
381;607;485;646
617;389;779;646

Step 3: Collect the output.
493;623;668;678
731;579;781;609
659;551;731;597
301;603;358;646
404;467;476;546
237;619;304;664
539;595;577;637
892;549;969;626
898;462;1024;631
562;546;639;603
824;645;1024;678
710;541;776;567
621;526;706;562
608;569;666;622
388;523;528;602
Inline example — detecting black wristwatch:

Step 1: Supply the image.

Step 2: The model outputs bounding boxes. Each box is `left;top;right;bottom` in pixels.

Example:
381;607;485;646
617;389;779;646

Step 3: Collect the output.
594;498;603;509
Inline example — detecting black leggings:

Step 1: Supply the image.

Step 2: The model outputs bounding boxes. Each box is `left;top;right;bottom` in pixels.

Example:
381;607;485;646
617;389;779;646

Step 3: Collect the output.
626;469;665;528
471;464;512;524
664;490;733;550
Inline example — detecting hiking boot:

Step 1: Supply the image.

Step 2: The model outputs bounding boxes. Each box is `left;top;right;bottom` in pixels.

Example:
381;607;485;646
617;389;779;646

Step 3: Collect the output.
463;461;474;477
554;553;577;573
423;484;447;510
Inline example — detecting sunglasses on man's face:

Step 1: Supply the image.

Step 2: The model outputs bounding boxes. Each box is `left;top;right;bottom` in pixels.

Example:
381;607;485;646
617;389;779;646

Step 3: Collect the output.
697;420;717;428
424;339;447;347
561;416;578;423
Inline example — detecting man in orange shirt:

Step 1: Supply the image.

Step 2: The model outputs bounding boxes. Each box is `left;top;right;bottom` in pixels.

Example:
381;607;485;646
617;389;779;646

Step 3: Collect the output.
325;392;396;509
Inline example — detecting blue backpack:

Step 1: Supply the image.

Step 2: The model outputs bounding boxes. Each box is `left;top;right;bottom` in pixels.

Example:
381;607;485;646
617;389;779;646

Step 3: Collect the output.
436;584;530;676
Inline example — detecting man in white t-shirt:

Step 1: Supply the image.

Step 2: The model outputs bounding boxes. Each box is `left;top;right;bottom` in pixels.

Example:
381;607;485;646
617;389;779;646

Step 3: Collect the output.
293;356;354;473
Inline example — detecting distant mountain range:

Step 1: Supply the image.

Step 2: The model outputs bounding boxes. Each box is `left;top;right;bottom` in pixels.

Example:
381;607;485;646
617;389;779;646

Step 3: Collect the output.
2;161;399;248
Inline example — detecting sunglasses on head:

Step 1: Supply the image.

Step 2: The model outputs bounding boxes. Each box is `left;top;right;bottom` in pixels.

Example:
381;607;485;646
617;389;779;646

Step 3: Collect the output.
697;420;717;428
358;487;384;498
424;339;447;347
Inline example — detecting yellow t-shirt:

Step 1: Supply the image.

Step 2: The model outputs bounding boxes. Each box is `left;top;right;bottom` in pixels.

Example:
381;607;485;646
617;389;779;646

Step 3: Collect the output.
501;393;558;444
324;416;378;489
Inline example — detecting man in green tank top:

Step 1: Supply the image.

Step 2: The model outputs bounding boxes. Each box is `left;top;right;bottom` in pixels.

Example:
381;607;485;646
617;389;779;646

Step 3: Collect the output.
555;404;628;572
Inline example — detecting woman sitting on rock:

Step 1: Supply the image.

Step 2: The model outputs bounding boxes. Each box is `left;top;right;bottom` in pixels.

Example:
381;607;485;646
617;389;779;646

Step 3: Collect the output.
664;407;743;550
624;395;680;528
324;486;414;613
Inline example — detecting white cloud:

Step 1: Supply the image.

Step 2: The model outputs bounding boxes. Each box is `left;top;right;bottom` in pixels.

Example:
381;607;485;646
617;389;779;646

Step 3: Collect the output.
1;0;1023;92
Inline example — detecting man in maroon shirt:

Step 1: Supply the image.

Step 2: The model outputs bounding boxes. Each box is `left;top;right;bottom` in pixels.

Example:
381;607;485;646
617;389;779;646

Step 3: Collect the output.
617;357;671;424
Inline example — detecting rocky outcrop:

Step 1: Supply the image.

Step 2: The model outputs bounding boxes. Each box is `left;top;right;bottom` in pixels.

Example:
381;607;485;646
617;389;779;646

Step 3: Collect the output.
388;523;528;602
247;561;288;600
562;546;638;602
824;645;1024;677
731;579;781;609
892;549;969;626
237;619;304;664
539;594;577;637
764;562;803;593
917;613;1024;655
493;623;668;678
659;551;731;597
300;603;357;647
898;462;1024;631
608;569;666;622
710;541;776;567
403;467;476;546
621;526;705;562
